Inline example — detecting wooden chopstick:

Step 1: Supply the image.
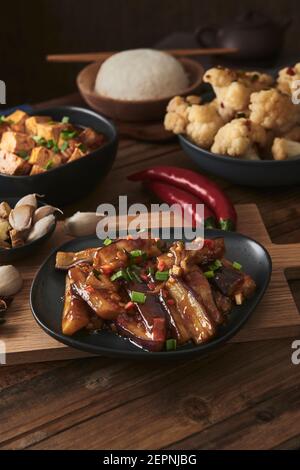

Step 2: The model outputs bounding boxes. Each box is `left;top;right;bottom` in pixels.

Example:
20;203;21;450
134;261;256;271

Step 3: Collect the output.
46;47;238;63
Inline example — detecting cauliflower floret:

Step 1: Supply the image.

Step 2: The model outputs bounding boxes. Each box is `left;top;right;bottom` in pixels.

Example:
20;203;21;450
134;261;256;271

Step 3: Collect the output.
277;63;300;95
164;95;201;134
238;70;274;91
249;89;299;133
272;137;300;160
211;118;266;157
185;102;224;148
204;67;274;121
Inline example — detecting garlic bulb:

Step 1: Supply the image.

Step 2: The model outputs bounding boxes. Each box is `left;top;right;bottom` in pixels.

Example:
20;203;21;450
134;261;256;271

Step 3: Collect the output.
65;212;103;237
9;205;33;232
27;214;55;242
15;193;43;210
33;205;63;224
0;265;23;296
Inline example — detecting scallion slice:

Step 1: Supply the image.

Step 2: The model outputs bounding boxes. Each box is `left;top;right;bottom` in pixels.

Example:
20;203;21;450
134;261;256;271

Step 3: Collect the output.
130;291;146;304
204;270;215;279
130;250;144;258
60;141;68;152
155;270;169;281
61;116;70;123
166;339;177;351
232;261;242;270
103;238;113;246
110;269;129;282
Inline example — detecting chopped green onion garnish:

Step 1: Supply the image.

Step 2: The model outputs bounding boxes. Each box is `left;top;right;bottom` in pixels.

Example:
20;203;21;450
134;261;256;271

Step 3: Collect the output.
130;291;146;304
0;115;6;123
110;269;129;282
61;130;77;140
61;116;70;123
52;142;59;153
44;160;54;170
204;270;215;279
131;270;142;283
17;150;29;159
126;267;134;281
103;238;112;246
155;270;169;281
33;136;47;146
232;261;242;270
60;141;68;152
166;339;177;351
130;250;144;258
78;143;87;152
93;269;101;279
209;259;222;271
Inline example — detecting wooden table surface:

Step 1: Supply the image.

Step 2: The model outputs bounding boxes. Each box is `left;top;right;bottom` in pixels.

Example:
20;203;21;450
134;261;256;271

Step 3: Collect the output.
1;94;300;450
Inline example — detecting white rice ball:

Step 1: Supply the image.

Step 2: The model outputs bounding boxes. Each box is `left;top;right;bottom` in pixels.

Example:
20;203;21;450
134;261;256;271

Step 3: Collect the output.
95;49;189;101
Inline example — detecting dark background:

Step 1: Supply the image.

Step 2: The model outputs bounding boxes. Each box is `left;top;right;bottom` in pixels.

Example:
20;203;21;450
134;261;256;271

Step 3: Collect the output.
1;0;300;106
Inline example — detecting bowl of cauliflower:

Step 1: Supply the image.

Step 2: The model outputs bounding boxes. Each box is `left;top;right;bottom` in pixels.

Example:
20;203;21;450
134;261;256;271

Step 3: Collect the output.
164;64;300;187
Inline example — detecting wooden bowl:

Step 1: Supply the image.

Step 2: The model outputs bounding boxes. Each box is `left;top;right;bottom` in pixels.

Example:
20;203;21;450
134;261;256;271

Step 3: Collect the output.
77;57;204;122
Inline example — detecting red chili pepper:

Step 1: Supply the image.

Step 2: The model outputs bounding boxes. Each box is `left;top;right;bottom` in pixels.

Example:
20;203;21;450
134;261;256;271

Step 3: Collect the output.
128;166;236;231
167;298;175;306
157;259;166;271
144;180;216;229
125;301;135;310
101;265;114;275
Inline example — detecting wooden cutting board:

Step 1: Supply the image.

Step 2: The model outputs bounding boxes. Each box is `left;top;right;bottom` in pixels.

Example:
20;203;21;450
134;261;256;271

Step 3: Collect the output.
1;203;300;365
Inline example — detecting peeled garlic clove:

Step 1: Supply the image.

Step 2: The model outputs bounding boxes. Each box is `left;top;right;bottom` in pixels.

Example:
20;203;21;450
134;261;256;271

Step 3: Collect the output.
65;212;103;237
27;214;55;243
15;193;44;210
0;265;23;296
33;205;63;224
9;205;33;232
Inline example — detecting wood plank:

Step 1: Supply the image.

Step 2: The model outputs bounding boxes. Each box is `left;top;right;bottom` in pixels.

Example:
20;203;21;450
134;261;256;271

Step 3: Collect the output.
0;204;299;365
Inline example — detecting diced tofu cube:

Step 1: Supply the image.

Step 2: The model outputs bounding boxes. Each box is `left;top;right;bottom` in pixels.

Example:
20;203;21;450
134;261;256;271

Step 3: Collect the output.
25;115;51;135
29;147;62;170
6;110;29;132
80;128;103;147
68;147;85;162
0;150;31;175
36;122;67;142
30;165;47;176
29;146;54;166
0;131;35;154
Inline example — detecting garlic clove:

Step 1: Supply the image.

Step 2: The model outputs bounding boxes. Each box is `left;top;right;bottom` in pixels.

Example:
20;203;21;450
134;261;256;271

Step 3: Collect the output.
9;205;33;232
27;214;55;243
15;193;44;210
65;212;104;237
0;265;23;297
33;205;63;224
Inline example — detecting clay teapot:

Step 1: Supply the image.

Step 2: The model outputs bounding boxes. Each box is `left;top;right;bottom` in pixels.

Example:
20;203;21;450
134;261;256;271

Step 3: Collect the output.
195;10;291;59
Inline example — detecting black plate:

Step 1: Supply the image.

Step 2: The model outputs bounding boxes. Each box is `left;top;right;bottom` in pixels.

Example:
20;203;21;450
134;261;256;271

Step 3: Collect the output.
30;230;272;359
179;131;300;188
0;197;57;264
0;106;118;205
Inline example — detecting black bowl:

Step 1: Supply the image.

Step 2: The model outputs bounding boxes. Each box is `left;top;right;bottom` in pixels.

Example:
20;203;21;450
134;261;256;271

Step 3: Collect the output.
0;106;118;205
179;134;300;187
30;230;272;360
0;197;57;264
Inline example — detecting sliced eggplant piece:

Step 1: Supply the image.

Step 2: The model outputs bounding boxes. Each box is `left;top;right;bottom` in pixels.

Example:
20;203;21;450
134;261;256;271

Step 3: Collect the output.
116;313;165;352
212;288;232;315
69;266;125;320
159;291;191;344
56;248;99;270
212;266;244;297
166;276;216;344
62;276;93;336
184;265;223;325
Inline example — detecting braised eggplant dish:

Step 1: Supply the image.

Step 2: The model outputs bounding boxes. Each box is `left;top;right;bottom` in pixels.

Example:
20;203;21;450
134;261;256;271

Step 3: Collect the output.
0;110;105;176
55;237;256;352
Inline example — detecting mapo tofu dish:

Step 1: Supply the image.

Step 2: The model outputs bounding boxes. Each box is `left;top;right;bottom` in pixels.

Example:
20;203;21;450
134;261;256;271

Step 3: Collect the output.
0;110;105;176
55;237;256;352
